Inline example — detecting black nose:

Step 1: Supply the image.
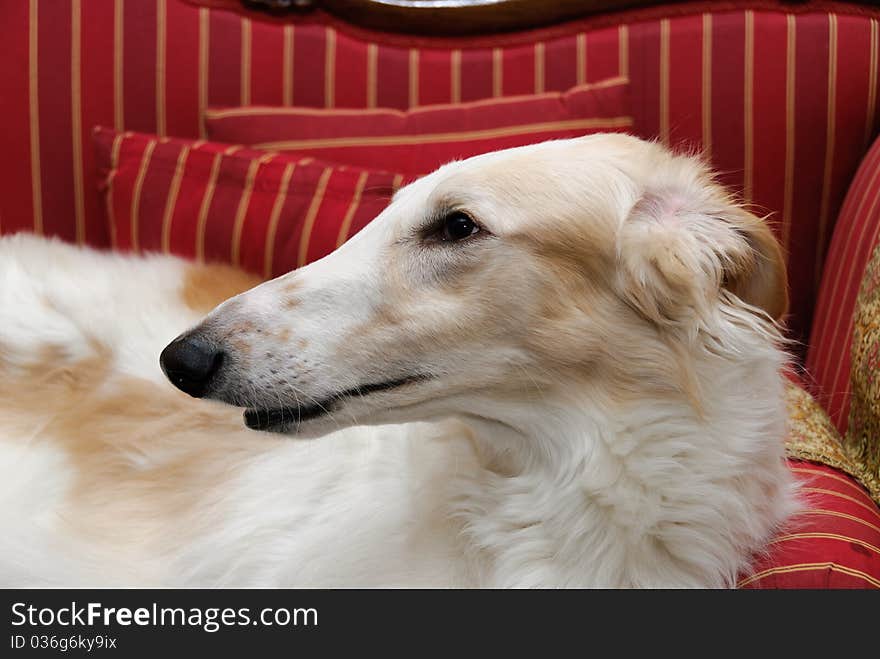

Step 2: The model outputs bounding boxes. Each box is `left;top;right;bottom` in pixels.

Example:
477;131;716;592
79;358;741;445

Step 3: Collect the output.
160;334;224;398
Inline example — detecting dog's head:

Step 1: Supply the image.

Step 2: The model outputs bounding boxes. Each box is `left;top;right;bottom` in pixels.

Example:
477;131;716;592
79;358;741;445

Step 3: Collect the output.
161;134;787;436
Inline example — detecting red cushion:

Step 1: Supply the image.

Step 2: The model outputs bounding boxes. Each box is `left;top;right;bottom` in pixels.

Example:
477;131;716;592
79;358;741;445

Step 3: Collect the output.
204;77;631;176
741;460;880;588
93;127;406;277
807;135;880;433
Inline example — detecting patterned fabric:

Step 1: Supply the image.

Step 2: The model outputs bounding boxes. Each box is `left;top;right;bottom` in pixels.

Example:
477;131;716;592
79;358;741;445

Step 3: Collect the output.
94;128;406;277
785;380;879;504
846;242;880;500
3;2;880;346
807;135;880;433
204;77;631;175
737;382;880;588
94;74;630;272
740;461;880;589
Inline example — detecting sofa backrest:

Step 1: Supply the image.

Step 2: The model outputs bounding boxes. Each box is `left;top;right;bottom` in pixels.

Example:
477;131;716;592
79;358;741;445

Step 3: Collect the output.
2;0;879;347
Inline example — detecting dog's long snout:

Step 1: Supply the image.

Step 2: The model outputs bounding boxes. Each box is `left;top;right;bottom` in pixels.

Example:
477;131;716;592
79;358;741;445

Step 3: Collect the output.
160;334;224;398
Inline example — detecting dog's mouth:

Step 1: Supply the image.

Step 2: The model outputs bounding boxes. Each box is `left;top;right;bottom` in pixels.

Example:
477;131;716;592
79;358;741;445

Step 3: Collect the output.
243;374;431;432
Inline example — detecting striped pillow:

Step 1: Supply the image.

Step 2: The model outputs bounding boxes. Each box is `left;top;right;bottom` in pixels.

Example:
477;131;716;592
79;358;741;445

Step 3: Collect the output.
94;127;407;279
204;77;631;176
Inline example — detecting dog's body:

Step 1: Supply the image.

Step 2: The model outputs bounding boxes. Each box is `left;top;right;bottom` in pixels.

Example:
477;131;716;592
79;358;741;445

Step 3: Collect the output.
0;135;798;587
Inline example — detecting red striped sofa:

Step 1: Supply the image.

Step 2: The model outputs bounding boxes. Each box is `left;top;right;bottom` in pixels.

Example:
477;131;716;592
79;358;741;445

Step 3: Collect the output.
1;0;878;587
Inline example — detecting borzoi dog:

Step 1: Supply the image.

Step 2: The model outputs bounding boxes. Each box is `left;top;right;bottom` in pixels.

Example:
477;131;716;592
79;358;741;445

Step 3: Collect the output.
0;134;798;587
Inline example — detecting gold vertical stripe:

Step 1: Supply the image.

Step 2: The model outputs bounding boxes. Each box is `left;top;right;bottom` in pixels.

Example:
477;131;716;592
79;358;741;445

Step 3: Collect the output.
71;0;85;244
534;42;545;94
231;153;274;266
701;14;712;160
114;0;124;131
129;140;157;252
160;146;190;254
263;163;295;279
283;25;293;106
576;33;586;85
618;25;629;78
451;49;461;103
409;48;419;107
241;17;251;106
492;48;503;97
782;15;797;250
816;13;838;284
325;28;335;108
659;19;670;146
195;153;223;262
391;173;404;195
106;132;126;249
198;8;209;139
865;19;878;148
156;0;166;136
28;0;43;235
336;171;369;248
366;43;378;108
743;10;755;204
297;168;333;268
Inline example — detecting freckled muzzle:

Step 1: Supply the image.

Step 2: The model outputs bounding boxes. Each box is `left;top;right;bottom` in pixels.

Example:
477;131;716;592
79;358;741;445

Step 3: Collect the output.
161;328;434;434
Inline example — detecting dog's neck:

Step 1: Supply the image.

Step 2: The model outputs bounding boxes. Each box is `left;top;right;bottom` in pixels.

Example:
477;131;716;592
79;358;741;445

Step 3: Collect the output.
449;345;794;588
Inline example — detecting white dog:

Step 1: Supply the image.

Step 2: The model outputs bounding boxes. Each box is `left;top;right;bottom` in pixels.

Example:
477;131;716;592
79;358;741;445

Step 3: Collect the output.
0;134;799;587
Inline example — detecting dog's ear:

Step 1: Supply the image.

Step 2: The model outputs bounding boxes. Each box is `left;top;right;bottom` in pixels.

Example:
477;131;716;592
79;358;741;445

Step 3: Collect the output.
617;187;788;326
721;208;788;321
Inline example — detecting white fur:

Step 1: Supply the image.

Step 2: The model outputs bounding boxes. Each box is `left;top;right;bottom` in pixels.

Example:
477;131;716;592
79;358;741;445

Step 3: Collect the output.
0;135;799;587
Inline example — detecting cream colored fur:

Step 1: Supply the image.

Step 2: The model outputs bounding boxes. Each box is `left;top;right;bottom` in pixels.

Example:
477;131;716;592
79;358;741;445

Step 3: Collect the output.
0;134;799;587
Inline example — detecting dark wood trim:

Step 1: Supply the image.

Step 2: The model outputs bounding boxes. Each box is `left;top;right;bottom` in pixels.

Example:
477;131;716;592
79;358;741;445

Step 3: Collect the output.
241;0;669;35
188;1;880;37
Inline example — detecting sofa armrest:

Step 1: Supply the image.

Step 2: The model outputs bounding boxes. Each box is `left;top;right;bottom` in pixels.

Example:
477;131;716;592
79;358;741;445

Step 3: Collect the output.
807;135;880;434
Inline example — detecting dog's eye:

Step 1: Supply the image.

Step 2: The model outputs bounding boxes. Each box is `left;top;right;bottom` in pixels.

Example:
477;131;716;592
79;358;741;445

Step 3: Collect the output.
441;212;480;242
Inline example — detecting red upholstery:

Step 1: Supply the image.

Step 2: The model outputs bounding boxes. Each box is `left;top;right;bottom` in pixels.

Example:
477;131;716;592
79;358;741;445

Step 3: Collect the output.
94;128;406;277
742;461;880;588
95;69;628;272
3;1;880;345
808;134;880;433
2;0;879;588
204;77;630;176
